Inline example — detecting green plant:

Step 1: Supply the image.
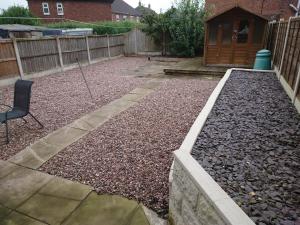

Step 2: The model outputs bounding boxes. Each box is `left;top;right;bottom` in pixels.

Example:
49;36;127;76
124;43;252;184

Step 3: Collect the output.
47;20;139;35
141;0;207;57
0;6;40;25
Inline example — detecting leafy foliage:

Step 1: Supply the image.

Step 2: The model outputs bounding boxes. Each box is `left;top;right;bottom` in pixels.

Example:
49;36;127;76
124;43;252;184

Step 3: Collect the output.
0;6;40;25
47;21;139;35
141;0;207;57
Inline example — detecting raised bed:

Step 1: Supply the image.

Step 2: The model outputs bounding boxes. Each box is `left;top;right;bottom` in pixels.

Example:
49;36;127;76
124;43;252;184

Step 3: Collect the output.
169;69;300;225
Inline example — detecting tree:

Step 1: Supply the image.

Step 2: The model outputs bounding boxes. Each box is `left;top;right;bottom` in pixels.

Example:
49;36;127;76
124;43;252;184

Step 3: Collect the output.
141;0;207;57
0;6;40;25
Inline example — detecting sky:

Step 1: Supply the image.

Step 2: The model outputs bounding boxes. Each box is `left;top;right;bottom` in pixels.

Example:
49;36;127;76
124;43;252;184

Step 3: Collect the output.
0;0;174;13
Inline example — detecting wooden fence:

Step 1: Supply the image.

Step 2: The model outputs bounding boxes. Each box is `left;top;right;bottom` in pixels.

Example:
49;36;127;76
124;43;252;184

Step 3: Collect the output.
264;16;300;112
0;29;158;80
124;28;161;55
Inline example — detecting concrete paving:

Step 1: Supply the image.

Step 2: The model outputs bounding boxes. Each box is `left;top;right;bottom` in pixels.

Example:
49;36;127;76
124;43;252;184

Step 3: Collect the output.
0;160;155;225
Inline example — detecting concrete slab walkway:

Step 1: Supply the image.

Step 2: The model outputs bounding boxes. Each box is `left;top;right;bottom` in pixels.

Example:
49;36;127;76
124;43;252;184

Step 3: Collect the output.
7;80;162;170
0;160;152;225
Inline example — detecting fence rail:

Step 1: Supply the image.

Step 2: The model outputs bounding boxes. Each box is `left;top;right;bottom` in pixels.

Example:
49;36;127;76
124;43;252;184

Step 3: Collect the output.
0;29;158;81
265;16;300;112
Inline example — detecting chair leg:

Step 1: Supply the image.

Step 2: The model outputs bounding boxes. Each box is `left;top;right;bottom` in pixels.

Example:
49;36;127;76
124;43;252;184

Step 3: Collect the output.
28;112;44;129
22;118;28;124
5;120;9;144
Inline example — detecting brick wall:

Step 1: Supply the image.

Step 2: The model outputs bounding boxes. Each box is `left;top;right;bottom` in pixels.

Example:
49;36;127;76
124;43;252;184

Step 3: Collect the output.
206;0;298;20
28;0;112;22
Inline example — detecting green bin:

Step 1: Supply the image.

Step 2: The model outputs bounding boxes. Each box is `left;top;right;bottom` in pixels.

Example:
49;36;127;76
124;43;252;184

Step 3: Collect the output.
253;49;271;70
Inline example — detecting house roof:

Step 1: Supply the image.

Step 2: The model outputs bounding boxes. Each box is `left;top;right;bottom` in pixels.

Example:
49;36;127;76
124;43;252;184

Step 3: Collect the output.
135;5;156;16
206;5;269;22
112;0;141;16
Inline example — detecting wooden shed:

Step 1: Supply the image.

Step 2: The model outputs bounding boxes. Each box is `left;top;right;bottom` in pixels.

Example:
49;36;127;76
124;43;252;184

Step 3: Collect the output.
204;6;268;67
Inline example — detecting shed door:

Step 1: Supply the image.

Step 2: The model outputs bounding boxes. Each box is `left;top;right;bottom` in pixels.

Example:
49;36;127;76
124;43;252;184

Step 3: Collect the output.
232;19;252;65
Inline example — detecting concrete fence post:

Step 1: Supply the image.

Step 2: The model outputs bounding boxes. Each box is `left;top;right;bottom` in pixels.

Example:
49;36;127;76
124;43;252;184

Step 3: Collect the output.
134;28;138;55
279;17;293;79
12;38;24;79
107;34;111;58
86;36;91;64
56;37;64;71
293;65;300;104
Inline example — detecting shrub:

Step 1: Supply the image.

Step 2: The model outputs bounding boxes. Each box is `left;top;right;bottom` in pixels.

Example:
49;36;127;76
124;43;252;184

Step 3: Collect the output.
0;6;40;25
47;20;139;35
141;0;207;57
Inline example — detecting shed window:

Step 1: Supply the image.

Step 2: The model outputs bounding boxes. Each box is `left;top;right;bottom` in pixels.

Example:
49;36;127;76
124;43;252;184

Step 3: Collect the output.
222;23;233;44
42;2;50;15
208;22;218;45
57;3;64;16
116;14;120;21
253;19;265;44
237;20;249;43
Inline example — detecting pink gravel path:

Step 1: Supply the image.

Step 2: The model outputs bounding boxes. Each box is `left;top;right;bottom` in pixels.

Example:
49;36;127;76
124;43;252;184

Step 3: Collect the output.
0;57;148;160
40;78;219;217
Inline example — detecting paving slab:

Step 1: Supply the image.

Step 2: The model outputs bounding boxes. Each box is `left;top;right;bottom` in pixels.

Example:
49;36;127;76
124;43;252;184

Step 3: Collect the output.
143;206;168;225
62;192;149;225
8;141;63;169
17;193;80;225
0;204;11;221
1;211;46;225
74;114;110;130
0;168;52;209
119;93;147;102
39;176;92;201
0;160;19;179
130;88;154;95
43;126;88;148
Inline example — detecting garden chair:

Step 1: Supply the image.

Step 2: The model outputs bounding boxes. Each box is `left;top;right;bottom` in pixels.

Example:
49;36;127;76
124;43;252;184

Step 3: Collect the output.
0;79;43;144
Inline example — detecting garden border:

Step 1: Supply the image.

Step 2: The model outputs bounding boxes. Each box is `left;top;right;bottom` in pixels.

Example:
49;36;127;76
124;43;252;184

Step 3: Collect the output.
169;68;274;225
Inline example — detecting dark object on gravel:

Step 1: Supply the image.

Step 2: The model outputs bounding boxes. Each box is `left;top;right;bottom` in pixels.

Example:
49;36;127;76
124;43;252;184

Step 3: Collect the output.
192;71;300;225
0;80;43;144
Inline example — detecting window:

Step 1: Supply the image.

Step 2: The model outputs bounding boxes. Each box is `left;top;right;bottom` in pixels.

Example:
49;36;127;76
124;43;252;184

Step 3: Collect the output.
56;3;64;16
253;19;265;44
42;2;50;15
222;22;233;44
116;14;120;22
237;20;249;43
123;15;127;20
208;22;219;45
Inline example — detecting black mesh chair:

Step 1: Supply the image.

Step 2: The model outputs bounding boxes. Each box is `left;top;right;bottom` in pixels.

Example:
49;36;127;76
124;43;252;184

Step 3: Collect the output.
0;79;43;144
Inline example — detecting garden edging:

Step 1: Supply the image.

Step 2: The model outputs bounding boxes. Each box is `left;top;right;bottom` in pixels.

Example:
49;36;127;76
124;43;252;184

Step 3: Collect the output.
169;68;274;225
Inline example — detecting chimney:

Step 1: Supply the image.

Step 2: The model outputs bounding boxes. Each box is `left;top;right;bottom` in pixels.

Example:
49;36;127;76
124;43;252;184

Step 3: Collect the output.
139;1;142;7
148;3;151;9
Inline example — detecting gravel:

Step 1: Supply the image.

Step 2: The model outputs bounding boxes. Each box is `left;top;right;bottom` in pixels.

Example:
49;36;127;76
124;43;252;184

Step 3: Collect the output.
0;57;148;160
40;78;218;217
191;71;300;225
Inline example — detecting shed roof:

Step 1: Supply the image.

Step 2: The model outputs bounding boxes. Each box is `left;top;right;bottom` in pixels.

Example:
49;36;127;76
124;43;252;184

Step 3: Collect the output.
206;5;269;22
0;24;53;32
112;0;141;16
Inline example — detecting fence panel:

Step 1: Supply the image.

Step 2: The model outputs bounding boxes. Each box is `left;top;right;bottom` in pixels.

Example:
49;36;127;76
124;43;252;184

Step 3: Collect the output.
281;18;300;89
273;22;288;69
109;34;124;57
124;29;161;55
0;40;19;78
88;35;109;60
60;36;88;65
17;38;59;74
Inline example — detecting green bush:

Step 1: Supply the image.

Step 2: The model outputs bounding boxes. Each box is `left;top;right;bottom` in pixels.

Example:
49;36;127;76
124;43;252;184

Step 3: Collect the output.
141;0;207;57
0;6;40;25
47;21;139;35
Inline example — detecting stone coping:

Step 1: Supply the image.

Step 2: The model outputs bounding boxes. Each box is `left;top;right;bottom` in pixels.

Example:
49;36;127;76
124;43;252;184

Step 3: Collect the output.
171;68;274;225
